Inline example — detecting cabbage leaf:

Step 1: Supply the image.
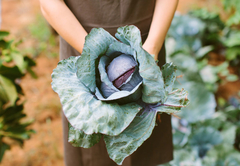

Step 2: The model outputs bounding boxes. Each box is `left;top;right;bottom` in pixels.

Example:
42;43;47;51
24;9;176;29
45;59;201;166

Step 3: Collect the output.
51;25;189;165
116;25;167;104
68;123;102;148
76;28;116;93
52;56;141;136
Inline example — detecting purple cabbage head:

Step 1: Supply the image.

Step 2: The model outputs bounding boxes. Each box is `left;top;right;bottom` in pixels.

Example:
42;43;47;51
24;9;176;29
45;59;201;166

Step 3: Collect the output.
96;53;143;103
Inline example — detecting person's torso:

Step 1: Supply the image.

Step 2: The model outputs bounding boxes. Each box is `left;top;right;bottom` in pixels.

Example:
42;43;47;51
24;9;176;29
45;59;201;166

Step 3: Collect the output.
60;0;156;59
60;2;173;165
63;0;156;35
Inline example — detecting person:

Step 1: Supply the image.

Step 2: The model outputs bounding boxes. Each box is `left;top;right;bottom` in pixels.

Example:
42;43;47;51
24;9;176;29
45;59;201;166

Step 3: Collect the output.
39;0;179;166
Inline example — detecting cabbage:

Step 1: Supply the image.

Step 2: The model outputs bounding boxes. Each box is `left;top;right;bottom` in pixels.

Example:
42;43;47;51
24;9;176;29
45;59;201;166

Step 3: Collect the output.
51;25;189;165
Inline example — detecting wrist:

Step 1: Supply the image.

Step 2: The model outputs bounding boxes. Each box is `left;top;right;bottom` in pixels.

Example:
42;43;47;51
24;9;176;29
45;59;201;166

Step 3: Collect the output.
142;40;160;60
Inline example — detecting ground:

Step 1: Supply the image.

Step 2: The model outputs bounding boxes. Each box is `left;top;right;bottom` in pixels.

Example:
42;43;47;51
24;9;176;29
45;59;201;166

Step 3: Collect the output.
0;0;239;166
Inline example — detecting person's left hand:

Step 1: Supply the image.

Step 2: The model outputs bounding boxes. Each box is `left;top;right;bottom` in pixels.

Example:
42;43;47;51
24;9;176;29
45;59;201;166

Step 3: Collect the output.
142;41;159;61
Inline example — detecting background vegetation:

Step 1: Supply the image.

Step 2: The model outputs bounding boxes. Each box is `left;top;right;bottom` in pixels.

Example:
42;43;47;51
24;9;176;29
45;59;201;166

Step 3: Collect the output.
161;0;240;165
0;0;239;165
0;31;36;162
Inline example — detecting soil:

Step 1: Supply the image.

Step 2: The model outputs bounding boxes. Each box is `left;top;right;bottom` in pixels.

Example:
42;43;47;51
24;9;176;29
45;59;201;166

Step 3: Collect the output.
0;0;239;166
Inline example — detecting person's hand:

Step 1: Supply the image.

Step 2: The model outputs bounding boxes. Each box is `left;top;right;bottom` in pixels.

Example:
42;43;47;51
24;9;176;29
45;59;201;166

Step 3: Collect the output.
142;0;178;61
40;0;87;54
142;40;159;61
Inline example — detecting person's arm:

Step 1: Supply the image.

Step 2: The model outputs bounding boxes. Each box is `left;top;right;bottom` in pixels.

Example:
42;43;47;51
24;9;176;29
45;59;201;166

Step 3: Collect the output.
39;0;87;53
142;0;179;60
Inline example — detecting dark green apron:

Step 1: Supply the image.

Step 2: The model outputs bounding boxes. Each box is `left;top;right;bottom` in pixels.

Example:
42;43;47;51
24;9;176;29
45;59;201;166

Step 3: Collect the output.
60;1;173;165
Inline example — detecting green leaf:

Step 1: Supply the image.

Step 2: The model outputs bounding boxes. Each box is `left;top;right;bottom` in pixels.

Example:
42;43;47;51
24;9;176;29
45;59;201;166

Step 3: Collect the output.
76;28;116;93
176;82;216;123
0;65;24;80
1;104;25;124
189;8;224;31
0;84;8;103
52;56;141;136
224;153;240;166
0;142;10;162
196;117;223;131
226;47;240;61
0;101;3;114
23;56;36;67
155;89;189;114
11;52;25;73
0;75;18;105
102;88;188;165
170;52;198;73
161;149;198;166
104;109;157;165
0;31;9;40
204;143;240;166
115;25;142;46
167;14;206;51
0;40;8;49
68;123;102;148
162;63;177;92
190;127;222;146
195;46;214;59
116;25;166;104
223;31;240;47
226;74;239;82
0;131;30;140
0;40;13;50
221;123;236;144
172;128;190;148
26;67;37;79
226;12;240;26
105;41;137;60
200;65;219;84
189;127;222;158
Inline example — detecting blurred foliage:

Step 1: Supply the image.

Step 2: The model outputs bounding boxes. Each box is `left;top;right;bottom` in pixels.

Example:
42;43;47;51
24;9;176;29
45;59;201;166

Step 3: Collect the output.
0;31;36;162
221;0;240;26
26;14;58;58
190;9;240;69
161;8;240;166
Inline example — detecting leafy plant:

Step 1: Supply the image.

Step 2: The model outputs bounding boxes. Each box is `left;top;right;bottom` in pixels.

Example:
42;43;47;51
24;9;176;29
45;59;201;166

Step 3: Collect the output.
0;31;35;162
162;12;240;166
190;8;240;73
27;14;58;58
221;0;240;26
52;25;189;165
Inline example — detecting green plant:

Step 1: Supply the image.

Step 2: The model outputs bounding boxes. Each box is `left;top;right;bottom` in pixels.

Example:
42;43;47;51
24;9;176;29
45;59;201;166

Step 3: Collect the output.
162;12;240;166
52;25;189;165
27;14;58;58
190;9;240;72
0;31;35;162
221;0;240;26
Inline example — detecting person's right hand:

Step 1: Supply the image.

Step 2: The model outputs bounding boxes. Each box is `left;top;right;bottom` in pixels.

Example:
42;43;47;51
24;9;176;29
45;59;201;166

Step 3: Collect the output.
39;0;87;53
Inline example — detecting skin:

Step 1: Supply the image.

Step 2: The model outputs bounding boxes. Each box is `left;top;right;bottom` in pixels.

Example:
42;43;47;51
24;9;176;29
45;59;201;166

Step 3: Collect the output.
39;0;179;60
143;0;179;60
